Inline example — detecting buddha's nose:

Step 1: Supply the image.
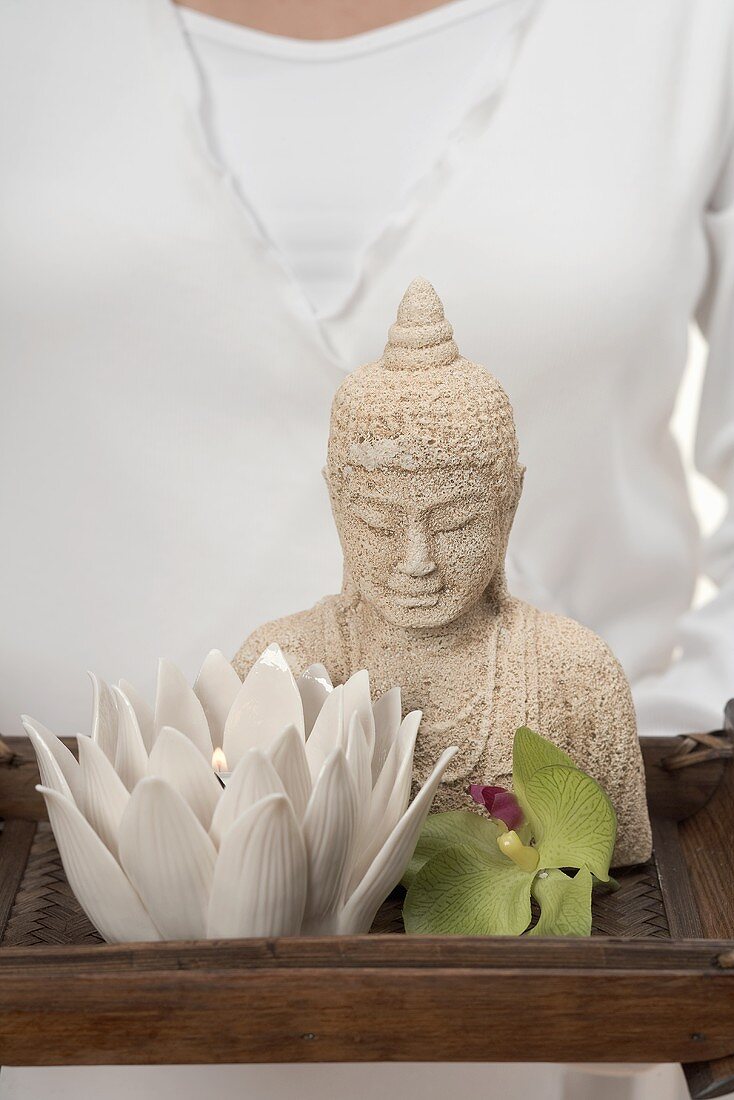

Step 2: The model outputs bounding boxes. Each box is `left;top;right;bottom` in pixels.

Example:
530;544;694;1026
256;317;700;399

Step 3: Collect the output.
397;525;437;577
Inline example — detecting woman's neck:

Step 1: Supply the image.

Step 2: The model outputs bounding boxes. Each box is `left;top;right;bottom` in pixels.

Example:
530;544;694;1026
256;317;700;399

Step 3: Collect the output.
175;0;455;40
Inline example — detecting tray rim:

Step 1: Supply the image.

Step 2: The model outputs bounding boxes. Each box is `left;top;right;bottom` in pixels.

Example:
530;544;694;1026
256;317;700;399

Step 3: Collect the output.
0;727;733;1097
0;932;732;1071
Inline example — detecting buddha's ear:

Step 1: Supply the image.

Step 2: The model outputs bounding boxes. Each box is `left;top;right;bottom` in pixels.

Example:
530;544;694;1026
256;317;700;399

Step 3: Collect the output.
323;467;353;594
322;466;343;523
506;465;525;530
322;465;336;501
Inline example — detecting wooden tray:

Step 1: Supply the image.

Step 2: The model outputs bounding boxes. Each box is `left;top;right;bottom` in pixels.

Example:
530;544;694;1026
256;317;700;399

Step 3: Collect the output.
0;707;733;1100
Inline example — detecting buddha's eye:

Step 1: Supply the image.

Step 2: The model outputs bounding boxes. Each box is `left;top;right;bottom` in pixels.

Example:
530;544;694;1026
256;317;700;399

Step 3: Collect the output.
364;520;396;536
348;502;397;535
429;501;482;534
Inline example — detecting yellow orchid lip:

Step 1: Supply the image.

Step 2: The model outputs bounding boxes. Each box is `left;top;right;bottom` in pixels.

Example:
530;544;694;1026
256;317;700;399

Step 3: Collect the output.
497;829;540;873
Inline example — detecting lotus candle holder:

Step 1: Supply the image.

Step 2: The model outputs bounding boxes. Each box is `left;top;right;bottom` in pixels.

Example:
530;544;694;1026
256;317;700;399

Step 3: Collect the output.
22;644;456;942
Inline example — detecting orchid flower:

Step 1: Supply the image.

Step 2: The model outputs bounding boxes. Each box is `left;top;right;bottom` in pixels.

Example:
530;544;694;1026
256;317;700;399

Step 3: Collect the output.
402;727;617;937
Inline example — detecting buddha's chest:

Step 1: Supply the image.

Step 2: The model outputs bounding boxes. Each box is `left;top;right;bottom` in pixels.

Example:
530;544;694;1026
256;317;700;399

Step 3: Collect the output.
337;606;539;783
346;631;490;721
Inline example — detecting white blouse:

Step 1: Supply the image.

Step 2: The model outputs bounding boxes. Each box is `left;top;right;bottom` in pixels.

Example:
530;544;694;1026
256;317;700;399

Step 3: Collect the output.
2;4;729;1099
179;1;534;315
2;0;734;754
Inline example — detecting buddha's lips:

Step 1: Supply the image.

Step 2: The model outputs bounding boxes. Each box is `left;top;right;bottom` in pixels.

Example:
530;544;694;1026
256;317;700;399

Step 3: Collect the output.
395;593;442;608
387;579;445;607
387;577;445;600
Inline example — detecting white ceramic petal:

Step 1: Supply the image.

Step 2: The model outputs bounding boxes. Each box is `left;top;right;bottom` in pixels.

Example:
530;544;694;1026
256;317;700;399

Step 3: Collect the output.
207;793;307;938
148;726;223;830
112;686;149;791
77;735;130;858
346;713;371;846
222;644;304;769
296;663;332;736
89;672;118;762
304;684;344;781
371;687;402;783
301;747;358;931
342;669;375;761
119;678;155;753
368;735;402;819
340;746;458;934
381;714;421;824
154;658;213;760
209;749;285;847
39;787;160;943
24;718;71;799
194;649;242;751
366;710;422;838
350;711;422;889
118;777;217;940
268;724;312;820
22;716;80;803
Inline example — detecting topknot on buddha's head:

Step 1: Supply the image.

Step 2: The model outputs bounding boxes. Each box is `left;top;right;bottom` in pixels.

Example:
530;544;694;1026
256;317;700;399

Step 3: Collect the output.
327;278;522;492
382;276;458;370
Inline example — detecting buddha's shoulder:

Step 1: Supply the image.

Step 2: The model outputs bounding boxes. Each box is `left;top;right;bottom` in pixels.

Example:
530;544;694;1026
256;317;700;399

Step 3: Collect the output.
507;598;628;685
232;594;354;680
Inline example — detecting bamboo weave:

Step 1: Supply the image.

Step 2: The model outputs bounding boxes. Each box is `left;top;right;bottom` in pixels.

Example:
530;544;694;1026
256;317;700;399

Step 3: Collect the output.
1;823;670;946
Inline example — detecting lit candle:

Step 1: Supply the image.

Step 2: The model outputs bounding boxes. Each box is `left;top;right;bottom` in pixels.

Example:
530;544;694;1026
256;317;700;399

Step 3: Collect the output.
211;747;231;787
497;830;539;873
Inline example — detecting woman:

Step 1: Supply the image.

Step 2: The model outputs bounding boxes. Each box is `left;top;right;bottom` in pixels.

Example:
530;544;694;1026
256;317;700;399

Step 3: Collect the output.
1;0;731;1097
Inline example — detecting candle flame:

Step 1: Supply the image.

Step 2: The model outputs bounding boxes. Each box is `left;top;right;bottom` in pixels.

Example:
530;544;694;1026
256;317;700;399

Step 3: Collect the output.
212;747;229;775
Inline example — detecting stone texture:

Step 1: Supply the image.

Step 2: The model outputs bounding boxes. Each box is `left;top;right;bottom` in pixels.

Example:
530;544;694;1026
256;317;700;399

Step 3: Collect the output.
234;278;652;867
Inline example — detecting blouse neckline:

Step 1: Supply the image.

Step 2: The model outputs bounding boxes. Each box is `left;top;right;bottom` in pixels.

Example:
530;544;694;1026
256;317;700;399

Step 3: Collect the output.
176;0;519;62
152;0;540;343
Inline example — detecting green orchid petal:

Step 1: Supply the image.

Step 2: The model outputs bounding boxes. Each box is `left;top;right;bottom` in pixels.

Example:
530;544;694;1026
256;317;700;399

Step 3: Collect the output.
528;867;593;937
529;765;616;880
403;842;533;936
592;873;621;895
513;726;577;827
402;810;504;890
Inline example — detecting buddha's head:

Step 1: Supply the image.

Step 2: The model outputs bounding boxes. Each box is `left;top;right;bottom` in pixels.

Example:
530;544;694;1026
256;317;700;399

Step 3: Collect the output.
326;278;524;630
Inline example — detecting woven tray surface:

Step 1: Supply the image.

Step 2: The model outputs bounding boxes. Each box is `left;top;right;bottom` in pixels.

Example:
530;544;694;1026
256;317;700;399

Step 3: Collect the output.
3;823;102;947
1;823;669;946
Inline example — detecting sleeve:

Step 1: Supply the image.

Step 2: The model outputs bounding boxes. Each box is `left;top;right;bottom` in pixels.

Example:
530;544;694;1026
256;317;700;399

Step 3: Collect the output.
633;119;734;737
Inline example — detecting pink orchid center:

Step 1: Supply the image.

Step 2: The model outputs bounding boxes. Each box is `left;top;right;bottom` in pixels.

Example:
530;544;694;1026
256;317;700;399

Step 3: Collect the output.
468;783;524;830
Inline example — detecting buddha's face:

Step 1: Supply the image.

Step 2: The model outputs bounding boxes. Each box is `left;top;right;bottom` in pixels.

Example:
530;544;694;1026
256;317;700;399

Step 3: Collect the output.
334;466;509;629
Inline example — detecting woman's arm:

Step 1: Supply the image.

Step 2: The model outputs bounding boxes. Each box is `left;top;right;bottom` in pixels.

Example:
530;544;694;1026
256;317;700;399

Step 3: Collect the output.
634;118;734;736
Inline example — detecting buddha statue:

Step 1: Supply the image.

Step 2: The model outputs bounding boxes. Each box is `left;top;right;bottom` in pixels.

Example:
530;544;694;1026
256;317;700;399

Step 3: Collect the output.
234;278;652;867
